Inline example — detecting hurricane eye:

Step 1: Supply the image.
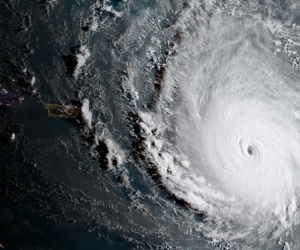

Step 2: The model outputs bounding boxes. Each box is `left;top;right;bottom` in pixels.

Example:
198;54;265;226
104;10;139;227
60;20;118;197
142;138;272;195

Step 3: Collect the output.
247;145;255;156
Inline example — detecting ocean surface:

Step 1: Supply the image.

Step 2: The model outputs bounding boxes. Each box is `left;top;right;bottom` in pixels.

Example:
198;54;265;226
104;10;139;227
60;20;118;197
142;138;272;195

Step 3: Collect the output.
1;0;300;249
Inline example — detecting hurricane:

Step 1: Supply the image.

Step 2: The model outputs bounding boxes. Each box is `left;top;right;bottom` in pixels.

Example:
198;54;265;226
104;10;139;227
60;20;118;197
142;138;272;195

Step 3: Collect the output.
5;0;300;249
135;0;300;246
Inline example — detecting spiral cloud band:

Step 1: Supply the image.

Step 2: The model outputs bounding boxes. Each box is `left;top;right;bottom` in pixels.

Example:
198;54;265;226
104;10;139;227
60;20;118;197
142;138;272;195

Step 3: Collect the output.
139;2;300;243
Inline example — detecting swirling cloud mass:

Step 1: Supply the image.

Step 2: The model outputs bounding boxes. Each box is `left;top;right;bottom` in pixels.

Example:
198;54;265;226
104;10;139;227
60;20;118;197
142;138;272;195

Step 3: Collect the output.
140;1;300;244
